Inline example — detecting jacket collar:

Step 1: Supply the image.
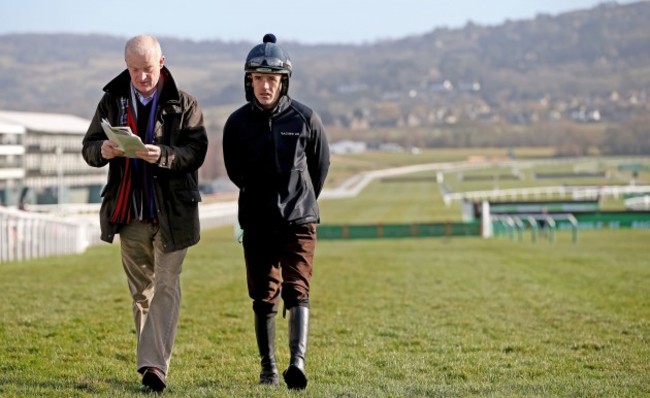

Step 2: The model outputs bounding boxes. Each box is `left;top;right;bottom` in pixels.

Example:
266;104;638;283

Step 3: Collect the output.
251;95;291;115
103;66;181;103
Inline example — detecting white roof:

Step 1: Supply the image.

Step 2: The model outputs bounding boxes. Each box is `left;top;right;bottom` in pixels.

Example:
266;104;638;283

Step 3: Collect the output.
0;110;90;135
0;120;26;134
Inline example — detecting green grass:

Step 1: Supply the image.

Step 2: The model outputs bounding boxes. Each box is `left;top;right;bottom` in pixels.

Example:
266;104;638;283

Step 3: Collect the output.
321;179;461;224
326;147;554;188
1;227;649;397
2;155;650;396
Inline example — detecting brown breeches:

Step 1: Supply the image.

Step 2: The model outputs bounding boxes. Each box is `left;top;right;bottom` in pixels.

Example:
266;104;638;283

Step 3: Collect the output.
242;222;316;314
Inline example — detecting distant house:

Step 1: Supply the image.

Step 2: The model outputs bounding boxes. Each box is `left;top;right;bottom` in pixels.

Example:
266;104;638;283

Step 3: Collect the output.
0;110;105;206
569;108;601;123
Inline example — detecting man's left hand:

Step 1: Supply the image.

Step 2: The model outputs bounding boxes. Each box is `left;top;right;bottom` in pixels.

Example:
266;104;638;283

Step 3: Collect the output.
135;144;162;164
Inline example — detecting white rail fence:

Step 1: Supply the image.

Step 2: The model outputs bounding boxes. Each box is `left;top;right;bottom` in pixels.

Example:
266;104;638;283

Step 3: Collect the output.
0;201;238;263
0;206;101;263
624;195;650;210
442;185;650;206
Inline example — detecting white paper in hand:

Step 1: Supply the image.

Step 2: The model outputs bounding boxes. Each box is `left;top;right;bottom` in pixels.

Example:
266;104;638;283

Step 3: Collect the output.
100;118;146;158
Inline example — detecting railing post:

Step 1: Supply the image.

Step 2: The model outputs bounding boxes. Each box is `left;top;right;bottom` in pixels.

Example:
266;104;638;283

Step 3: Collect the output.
481;200;493;238
528;217;538;242
547;217;556;243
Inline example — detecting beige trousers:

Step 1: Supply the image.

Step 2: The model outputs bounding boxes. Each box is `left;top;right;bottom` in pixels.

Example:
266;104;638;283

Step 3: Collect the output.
119;221;187;375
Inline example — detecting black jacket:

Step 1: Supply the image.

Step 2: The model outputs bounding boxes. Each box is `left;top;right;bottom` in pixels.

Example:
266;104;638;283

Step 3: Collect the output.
82;66;208;252
223;96;330;230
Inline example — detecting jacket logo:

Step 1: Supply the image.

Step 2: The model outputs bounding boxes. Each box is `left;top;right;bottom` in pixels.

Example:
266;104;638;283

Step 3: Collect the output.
280;131;300;137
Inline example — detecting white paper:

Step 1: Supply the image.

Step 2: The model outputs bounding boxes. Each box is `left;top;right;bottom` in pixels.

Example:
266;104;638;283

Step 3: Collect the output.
100;118;146;158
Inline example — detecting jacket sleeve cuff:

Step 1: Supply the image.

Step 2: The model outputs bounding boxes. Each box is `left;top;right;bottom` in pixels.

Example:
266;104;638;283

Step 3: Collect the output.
157;147;173;169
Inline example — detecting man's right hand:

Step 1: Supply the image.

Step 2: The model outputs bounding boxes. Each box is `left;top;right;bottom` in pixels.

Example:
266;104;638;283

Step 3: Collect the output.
101;140;124;159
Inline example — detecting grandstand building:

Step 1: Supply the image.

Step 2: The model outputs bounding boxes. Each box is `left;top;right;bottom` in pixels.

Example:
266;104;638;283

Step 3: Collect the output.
0;110;106;206
0;119;25;206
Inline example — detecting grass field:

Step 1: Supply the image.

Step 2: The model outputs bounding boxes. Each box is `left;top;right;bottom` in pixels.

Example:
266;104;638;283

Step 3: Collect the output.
1;226;649;397
321;179;461;224
1;153;649;397
323;154;650;219
325;147;556;188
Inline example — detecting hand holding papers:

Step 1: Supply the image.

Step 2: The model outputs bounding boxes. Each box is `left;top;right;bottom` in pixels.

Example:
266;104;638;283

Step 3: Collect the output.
101;118;147;158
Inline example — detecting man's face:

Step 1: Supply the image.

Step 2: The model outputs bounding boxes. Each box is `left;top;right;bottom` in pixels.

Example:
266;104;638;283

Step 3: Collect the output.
126;51;164;97
251;73;282;109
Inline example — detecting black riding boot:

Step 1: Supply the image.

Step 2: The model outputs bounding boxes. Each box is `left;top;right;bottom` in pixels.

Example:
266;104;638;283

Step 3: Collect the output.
283;306;309;390
255;312;279;385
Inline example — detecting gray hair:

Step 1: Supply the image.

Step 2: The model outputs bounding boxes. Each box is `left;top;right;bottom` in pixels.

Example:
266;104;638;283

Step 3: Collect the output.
124;35;162;60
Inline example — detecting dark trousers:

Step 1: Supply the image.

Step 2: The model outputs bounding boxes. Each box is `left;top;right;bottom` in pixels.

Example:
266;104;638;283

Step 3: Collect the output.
242;222;316;313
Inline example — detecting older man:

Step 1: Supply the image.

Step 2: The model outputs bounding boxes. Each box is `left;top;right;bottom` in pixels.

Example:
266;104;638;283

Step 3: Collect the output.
82;35;208;393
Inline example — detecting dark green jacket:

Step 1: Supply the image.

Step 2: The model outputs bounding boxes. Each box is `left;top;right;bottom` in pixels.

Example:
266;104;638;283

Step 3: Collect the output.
82;66;208;252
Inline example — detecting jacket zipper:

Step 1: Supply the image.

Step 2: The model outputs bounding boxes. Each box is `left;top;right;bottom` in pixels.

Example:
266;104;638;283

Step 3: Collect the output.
269;118;281;172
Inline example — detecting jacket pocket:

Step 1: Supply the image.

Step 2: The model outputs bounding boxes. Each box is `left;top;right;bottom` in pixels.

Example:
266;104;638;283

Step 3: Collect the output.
174;189;202;204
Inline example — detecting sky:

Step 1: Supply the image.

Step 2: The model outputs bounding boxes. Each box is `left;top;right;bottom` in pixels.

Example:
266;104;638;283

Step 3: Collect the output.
0;0;642;45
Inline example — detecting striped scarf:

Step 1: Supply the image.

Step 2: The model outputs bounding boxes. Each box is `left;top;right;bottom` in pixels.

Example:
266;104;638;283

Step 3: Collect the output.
110;83;160;225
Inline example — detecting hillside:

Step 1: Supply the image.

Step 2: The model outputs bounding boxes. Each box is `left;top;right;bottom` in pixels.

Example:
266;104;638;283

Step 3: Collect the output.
0;1;649;160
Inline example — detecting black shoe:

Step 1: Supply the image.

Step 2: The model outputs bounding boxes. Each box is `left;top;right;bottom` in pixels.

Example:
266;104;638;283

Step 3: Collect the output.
142;367;167;393
283;364;307;390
